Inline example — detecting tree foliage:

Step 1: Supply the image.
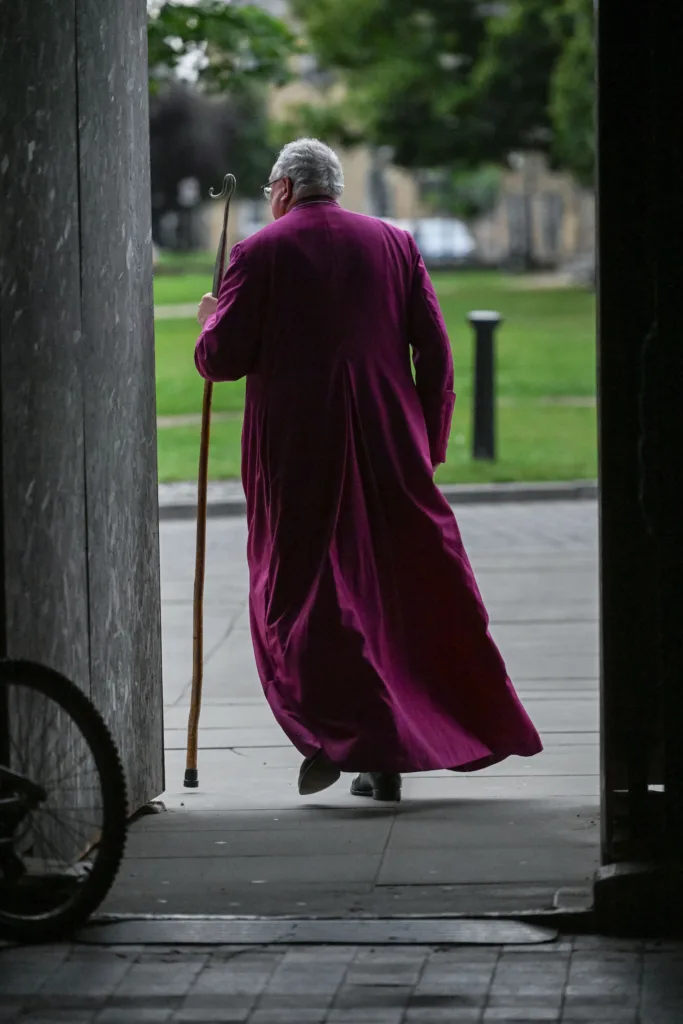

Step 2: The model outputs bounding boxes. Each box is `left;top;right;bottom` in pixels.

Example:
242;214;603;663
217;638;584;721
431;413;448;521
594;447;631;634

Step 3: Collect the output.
146;2;298;223
148;1;296;95
289;0;595;183
289;0;489;168
547;0;595;186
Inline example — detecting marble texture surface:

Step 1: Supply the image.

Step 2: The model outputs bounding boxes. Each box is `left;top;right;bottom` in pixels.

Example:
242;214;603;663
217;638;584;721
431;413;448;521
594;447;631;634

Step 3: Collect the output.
0;2;90;687
76;0;163;809
0;1;163;811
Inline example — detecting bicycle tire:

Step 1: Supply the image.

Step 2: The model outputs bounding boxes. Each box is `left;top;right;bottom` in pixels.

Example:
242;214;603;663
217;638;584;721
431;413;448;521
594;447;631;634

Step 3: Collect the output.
0;659;128;942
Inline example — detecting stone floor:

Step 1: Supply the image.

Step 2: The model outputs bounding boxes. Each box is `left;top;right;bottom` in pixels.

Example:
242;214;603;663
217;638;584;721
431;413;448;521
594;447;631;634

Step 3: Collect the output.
2;937;683;1023
102;500;600;916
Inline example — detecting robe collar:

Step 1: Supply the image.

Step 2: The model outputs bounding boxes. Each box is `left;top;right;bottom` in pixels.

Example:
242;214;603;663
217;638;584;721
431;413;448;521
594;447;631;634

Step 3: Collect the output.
291;194;340;211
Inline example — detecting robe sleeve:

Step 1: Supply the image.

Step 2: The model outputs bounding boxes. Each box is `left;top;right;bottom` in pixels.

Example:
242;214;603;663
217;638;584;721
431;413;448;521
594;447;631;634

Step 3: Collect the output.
195;243;261;382
406;240;456;468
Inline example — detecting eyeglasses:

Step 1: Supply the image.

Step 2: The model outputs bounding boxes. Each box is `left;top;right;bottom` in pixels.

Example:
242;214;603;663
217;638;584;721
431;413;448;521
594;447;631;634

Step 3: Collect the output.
262;177;284;200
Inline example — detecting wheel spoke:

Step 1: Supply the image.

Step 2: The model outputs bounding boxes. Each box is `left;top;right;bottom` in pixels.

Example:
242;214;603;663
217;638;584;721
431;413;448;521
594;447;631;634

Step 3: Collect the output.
36;806;100;858
0;670;126;936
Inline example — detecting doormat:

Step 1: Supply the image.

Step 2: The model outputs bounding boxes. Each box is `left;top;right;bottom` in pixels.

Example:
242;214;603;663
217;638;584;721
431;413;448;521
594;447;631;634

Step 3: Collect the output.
80;916;557;946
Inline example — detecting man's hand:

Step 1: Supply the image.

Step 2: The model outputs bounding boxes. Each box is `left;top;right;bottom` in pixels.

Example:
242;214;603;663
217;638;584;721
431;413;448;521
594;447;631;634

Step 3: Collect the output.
197;293;218;327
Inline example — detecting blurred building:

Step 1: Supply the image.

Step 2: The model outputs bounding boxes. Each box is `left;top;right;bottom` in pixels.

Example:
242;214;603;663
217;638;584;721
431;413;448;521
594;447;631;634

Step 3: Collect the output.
471;152;595;275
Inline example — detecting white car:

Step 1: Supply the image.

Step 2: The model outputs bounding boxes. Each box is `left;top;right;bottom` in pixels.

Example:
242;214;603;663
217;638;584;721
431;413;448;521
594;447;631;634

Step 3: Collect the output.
383;217;476;263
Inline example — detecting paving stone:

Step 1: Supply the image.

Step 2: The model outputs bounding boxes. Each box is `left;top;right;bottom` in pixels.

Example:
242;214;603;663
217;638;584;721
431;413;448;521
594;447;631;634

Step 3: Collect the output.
0;947;70;998
248;1012;329;1024
96;1011;174;1023
488;992;566;1006
173;1012;250;1023
110;960;207;999
492;971;569;984
345;967;423;987
261;973;347;995
179;994;256;1010
336;983;415;1003
35;959;132;998
483;1010;561;1021
15;1015;96;1024
405;1011;483;1023
415;978;491;995
422;954;499;973
183;977;272;998
571;937;645;951
418;967;496;983
326;1011;405;1023
0;944;71;966
3;940;683;1020
639;1014;683;1024
560;1010;639;1022
500;944;574;958
428;944;501;958
254;992;338;1011
0;972;53;999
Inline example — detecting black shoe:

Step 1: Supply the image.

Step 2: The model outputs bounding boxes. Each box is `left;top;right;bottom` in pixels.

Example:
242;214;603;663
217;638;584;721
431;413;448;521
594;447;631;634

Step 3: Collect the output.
350;772;402;802
298;752;341;796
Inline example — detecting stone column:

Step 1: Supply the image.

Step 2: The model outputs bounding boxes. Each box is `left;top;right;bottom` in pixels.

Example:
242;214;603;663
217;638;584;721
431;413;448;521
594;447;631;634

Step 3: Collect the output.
0;0;163;810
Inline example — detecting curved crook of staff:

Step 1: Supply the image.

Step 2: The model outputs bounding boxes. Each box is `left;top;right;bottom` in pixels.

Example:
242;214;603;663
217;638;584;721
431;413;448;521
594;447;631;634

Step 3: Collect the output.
184;173;237;788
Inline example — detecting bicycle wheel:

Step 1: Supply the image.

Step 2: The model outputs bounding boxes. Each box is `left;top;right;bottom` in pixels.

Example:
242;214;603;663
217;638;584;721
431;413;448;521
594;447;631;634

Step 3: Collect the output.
0;659;127;942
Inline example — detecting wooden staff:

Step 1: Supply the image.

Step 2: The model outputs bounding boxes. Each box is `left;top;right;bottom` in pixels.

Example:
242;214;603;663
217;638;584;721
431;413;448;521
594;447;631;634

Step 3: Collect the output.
184;173;237;788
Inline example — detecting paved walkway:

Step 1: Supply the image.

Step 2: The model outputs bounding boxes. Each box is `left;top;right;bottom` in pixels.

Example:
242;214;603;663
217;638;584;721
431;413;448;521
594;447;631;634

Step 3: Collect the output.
2;937;682;1022
155;302;200;320
100;500;600;918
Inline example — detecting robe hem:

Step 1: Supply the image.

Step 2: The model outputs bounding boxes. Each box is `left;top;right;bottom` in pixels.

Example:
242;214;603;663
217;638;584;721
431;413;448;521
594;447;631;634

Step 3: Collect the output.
294;741;544;777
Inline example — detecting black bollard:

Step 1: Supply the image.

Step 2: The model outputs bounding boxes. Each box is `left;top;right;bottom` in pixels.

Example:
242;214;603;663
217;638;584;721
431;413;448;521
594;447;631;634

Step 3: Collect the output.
468;310;502;461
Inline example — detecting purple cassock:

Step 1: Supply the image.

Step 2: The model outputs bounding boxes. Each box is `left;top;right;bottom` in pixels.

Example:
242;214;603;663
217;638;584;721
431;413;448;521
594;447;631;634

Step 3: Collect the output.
195;196;542;773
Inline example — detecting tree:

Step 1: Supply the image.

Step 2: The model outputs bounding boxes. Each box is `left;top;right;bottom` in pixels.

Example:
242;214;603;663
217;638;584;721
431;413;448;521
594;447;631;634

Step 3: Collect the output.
148;1;295;96
146;2;297;243
547;0;595;186
464;0;565;159
472;0;595;181
288;0;490;168
288;0;595;183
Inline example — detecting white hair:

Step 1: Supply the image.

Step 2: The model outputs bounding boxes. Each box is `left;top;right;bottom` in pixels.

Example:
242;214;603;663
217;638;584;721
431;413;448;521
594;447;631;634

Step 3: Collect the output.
271;138;344;200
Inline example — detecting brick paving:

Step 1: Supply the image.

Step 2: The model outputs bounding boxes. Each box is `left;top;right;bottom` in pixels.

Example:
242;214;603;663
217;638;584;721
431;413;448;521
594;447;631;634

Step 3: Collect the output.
1;938;682;1023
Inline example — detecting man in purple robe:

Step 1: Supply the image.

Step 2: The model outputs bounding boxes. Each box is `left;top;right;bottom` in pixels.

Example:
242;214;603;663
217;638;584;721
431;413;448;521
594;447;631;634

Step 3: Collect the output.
196;138;542;802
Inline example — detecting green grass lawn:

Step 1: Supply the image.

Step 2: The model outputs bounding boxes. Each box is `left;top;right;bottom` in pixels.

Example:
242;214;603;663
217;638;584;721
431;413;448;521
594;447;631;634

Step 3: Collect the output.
154;268;597;483
154;273;216;306
157;400;597;485
155;318;246;416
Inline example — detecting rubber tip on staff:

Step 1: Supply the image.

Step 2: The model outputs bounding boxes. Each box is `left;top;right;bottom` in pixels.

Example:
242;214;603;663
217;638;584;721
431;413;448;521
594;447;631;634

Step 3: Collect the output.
184;769;199;788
